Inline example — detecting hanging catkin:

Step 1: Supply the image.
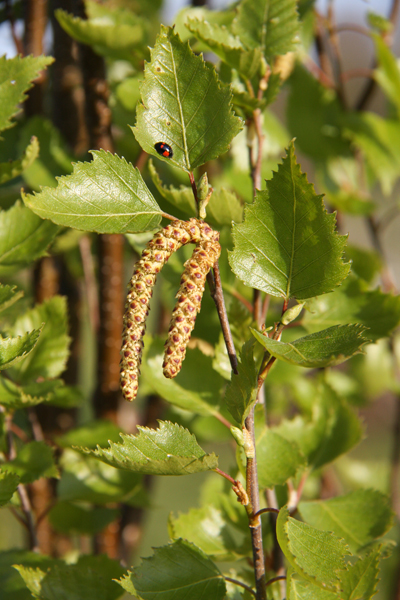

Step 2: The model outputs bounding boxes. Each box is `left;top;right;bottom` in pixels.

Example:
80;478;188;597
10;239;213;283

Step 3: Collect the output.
120;219;220;401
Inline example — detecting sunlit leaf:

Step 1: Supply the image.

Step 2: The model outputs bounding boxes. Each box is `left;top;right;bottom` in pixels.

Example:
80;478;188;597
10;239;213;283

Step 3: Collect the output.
134;26;242;172
229;142;350;300
78;421;218;476
232;0;299;59
24;150;162;234
277;505;349;591
252;324;368;368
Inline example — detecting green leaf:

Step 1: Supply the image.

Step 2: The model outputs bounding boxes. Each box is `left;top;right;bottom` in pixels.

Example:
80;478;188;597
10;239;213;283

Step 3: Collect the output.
142;340;225;419
0;54;54;133
303;276;400;341
225;340;258;425
287;66;350;161
0;471;20;506
169;505;239;560
0;377;63;409
298;489;393;554
18;117;74;189
256;429;305;488
232;0;299;59
56;6;149;63
273;381;363;469
58;449;147;506
149;161;243;226
48;501;119;535
9;296;70;382
6;441;58;483
24;150;162;234
148;160;196;215
344;246;382;283
78;421;218;476
325;191;375;216
0;284;23;312
118;539;226;600
15;554;125;600
0;328;42;371
134;26;242;172
0;136;39;184
0;550;62;600
344;112;400;195
252;324;368;368
373;34;400;117
0;202;59;267
340;546;381;600
229;143;350;300
287;572;339;600
276;505;349;592
186;18;262;78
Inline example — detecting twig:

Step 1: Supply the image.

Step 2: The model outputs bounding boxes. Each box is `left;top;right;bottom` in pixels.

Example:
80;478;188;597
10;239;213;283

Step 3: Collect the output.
222;283;254;313
17;484;39;551
225;577;257;597
214;468;236;485
5;415;39;550
266;576;286;588
207;263;239;375
303;56;336;88
161;211;178;221
214;411;233;429
254;507;280;518
341;68;374;82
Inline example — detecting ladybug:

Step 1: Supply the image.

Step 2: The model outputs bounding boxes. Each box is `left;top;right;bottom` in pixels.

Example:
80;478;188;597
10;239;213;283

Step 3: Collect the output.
154;142;173;158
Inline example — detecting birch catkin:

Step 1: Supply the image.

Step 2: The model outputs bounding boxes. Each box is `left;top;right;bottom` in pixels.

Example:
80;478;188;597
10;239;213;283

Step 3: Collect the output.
120;219;220;402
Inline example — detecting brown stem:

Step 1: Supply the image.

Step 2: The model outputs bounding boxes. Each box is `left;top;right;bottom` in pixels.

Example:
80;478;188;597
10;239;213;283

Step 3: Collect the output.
207;262;239;375
245;408;266;600
254;507;280;518
17;484;39;551
5;415;39;550
225;577;256;597
214;411;234;429
214;468;236;485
